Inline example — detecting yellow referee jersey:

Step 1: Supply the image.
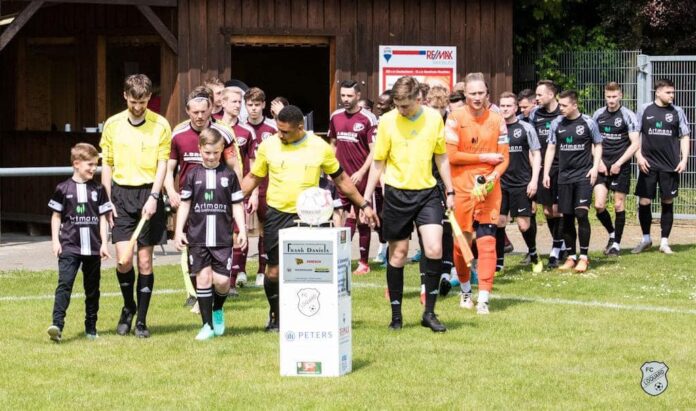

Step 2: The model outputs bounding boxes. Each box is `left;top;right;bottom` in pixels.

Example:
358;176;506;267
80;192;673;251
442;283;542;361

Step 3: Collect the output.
251;132;340;214
373;105;445;190
100;109;172;186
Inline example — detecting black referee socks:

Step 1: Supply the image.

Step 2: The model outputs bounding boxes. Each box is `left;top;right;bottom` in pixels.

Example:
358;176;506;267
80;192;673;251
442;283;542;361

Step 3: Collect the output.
264;276;279;322
386;264;404;320
422;257;442;314
116;268;136;311
136;273;154;325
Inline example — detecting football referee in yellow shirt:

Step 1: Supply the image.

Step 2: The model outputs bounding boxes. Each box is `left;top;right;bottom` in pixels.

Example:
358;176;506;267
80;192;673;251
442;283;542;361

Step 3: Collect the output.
241;105;378;332
363;76;455;332
100;74;172;338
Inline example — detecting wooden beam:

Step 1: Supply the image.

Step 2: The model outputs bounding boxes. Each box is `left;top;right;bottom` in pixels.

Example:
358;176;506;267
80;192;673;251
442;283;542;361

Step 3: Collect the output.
96;35;106;123
136;4;178;54
229;35;330;46
15;0;177;6
0;0;44;53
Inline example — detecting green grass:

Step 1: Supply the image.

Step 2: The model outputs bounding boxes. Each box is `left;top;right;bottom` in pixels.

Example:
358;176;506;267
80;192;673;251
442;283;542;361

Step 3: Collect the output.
2;246;696;409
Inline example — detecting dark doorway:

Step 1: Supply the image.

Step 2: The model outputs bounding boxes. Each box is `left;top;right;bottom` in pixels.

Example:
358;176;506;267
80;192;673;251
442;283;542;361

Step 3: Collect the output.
231;45;330;133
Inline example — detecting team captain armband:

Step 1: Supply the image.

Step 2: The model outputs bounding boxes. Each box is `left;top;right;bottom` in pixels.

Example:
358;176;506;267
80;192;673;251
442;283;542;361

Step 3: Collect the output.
498;134;509;144
444;118;459;144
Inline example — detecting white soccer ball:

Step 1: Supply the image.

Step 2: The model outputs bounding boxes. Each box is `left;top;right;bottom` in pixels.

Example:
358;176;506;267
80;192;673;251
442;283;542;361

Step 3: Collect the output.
296;187;334;226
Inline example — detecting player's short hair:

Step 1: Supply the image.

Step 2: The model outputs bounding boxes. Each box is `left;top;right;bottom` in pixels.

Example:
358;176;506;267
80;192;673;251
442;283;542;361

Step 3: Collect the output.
604;82;622;92
71;143;99;163
464;72;486;87
427;85;449;107
418;83;431;100
392;76;421;101
536;79;557;95
186;86;213;109
340;80;361;93
123;74;153;99
558;89;578;103
245;87;266;103
517;88;535;102
452;81;466;94
499;91;517;103
198;127;225;147
222;87;243;101
277;105;304;126
204;77;224;88
359;98;374;110
654;78;675;90
449;91;465;103
272;96;290;106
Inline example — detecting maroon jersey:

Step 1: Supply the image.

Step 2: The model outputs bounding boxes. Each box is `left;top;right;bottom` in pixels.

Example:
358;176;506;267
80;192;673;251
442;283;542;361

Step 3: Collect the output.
211;109;224;121
228;119;255;173
247;118;277;197
171;120;236;189
180;164;243;247
48;179;112;256
328;108;377;175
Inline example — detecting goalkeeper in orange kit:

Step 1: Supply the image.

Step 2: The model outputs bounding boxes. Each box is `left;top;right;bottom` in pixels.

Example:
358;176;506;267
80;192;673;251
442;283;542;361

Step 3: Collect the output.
446;73;509;314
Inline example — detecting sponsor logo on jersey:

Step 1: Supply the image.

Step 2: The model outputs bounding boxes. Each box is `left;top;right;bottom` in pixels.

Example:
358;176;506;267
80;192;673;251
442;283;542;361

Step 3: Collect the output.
656;121;663;129
204;191;214;201
76;204;86;214
565;136;573;144
353;123;365;132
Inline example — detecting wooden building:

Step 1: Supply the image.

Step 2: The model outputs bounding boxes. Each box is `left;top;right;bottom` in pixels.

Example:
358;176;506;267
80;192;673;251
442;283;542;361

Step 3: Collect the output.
0;0;513;227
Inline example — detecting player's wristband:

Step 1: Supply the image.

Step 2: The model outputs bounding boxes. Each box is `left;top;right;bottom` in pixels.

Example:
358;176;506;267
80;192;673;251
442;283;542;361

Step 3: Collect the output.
446;191;455;196
359;200;372;210
150;192;160;200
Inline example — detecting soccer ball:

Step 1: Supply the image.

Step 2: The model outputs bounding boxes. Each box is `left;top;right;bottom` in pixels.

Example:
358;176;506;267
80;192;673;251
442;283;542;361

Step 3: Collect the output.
296;187;334;225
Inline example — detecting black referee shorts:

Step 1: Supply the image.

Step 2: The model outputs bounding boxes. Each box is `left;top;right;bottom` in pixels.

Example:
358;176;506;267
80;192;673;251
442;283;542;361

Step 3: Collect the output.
264;206;299;266
111;183;166;246
382;185;443;241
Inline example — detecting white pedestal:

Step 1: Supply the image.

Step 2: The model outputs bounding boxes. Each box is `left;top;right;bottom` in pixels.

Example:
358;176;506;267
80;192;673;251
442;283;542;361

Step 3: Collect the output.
279;226;352;377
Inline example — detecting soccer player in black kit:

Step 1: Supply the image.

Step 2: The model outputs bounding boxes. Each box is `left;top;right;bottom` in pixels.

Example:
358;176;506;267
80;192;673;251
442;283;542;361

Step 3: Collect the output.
544;90;603;273
174;128;247;341
632;78;691;255
47;143;113;342
591;82;639;257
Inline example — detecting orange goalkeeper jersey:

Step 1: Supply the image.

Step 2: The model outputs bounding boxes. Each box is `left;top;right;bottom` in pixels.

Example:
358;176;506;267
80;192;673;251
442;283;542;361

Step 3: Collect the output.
445;108;509;192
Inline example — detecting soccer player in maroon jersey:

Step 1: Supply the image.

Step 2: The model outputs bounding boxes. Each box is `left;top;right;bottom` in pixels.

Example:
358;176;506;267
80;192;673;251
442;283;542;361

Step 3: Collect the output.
221;87;256;287
174;128;247;340
328;80;378;275
47;143;112;342
165;86;242;305
245;87;279;287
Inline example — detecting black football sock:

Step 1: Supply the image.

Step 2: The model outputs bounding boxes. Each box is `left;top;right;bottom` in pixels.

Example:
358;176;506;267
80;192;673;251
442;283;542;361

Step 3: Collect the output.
614;211;626;244
423;258;442;314
563;214;577;256
577;210;591;258
116;268;136;311
596;209;614;236
136;273;154;325
386;263;404;320
660;203;674;238
197;286;214;327
495;227;505;271
639;204;652;236
264;276;280;322
213;288;227;311
522;224;538;263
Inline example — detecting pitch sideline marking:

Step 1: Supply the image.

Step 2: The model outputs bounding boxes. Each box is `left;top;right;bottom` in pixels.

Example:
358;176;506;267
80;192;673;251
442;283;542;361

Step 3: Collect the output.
1;284;695;316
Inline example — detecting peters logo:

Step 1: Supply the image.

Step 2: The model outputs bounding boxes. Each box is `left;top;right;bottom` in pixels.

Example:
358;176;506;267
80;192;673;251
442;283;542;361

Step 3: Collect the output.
426;49;454;60
353;123;365;132
576;125;585;135
284;331;296;342
297;288;320;317
665;113;673;123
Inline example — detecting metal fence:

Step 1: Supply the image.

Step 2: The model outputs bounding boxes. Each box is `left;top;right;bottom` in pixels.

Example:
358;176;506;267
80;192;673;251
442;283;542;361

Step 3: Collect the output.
514;50;696;218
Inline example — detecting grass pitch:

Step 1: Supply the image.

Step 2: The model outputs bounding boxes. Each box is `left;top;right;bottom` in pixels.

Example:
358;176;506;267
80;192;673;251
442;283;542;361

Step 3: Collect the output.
1;245;695;409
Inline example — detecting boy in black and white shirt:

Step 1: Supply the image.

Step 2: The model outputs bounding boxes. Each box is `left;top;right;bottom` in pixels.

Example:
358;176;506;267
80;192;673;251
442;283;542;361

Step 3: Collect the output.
174;127;247;341
47;143;112;342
